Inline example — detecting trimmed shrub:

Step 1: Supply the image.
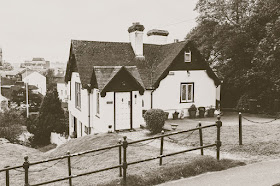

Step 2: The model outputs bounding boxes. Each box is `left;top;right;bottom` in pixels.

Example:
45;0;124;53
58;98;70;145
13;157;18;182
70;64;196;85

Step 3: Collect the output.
144;109;165;134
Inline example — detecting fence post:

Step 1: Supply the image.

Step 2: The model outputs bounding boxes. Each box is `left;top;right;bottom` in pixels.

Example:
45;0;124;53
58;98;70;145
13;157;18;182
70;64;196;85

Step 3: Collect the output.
216;115;222;161
159;130;165;166
5;166;9;186
198;122;204;155
67;151;72;186
239;112;243;145
118;139;122;177
122;136;128;186
23;156;30;186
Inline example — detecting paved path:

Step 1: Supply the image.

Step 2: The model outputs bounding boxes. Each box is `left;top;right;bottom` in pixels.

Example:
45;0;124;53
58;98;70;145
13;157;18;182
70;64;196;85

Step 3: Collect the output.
157;158;280;186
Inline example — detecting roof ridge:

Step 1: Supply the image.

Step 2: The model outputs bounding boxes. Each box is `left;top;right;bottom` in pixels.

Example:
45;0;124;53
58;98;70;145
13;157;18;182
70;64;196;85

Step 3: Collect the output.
71;39;187;46
71;39;130;44
94;66;137;68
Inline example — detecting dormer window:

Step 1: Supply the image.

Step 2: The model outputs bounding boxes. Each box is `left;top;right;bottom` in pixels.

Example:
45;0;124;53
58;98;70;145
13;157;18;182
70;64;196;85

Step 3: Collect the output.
184;51;191;62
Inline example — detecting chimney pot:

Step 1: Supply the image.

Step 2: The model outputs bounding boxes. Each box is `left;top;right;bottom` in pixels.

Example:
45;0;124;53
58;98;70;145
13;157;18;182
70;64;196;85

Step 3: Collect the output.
128;22;145;58
147;29;169;45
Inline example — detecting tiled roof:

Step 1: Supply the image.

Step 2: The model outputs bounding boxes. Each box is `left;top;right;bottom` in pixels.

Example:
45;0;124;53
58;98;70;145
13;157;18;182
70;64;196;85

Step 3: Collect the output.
93;66;144;93
65;40;220;89
1;77;16;86
54;76;65;84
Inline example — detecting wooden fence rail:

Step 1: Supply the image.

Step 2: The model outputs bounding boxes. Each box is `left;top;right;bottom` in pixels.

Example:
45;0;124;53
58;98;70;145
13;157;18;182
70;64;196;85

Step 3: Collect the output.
0;116;222;186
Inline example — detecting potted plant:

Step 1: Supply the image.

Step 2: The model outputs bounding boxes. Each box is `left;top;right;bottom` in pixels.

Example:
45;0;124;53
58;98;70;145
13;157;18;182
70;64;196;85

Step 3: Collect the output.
207;106;215;117
198;107;205;118
172;111;179;120
188;104;197;118
70;131;77;138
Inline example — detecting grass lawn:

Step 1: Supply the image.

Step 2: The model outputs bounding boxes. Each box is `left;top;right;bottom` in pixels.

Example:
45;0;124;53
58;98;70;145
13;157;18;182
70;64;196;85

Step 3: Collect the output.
0;133;244;186
164;112;280;163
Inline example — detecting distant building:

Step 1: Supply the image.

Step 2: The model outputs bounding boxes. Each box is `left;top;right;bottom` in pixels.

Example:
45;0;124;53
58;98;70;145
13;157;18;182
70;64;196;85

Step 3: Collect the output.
54;75;68;103
22;71;46;96
0;76;9;112
0;47;2;66
20;57;50;70
0;76;16;100
1;68;25;81
50;62;66;75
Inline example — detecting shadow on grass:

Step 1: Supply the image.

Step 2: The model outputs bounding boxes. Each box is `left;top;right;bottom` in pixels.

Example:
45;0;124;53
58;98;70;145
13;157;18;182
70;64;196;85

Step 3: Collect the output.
99;156;245;186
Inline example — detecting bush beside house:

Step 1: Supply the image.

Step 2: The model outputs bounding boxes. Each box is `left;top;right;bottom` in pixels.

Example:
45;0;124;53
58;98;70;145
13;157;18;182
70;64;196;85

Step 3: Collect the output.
144;109;166;134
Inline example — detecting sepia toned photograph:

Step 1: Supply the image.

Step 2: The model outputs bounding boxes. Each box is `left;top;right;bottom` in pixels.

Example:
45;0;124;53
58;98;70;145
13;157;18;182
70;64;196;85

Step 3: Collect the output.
0;0;280;185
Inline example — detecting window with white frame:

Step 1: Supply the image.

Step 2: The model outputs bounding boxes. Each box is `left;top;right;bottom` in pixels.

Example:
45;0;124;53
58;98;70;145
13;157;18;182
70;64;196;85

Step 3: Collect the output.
180;83;194;103
184;51;191;62
96;92;100;115
75;82;81;109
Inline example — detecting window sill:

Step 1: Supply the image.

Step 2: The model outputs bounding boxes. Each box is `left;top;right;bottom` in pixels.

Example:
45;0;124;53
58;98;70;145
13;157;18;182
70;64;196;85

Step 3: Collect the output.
76;106;81;111
180;101;194;103
95;114;100;119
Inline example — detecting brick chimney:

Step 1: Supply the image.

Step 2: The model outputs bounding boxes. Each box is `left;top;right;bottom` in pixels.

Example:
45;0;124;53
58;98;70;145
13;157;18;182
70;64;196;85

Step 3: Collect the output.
128;22;145;59
147;29;169;45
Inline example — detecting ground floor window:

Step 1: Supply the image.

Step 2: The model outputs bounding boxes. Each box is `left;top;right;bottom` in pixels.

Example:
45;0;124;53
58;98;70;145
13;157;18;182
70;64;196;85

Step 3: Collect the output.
180;83;194;103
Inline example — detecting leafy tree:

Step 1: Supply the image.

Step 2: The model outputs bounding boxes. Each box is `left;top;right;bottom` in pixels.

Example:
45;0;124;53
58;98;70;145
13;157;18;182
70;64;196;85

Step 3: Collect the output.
27;89;67;146
187;0;280;111
44;69;56;91
0;109;24;143
11;85;43;111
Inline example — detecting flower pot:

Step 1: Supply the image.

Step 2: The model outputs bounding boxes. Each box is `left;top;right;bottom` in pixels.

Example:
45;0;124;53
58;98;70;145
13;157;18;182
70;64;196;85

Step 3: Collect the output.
198;107;205;118
207;109;215;117
173;112;179;120
189;110;196;118
70;131;77;138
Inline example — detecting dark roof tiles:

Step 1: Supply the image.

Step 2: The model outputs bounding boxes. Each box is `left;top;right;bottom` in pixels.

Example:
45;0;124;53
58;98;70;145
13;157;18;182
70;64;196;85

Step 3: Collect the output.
66;39;220;89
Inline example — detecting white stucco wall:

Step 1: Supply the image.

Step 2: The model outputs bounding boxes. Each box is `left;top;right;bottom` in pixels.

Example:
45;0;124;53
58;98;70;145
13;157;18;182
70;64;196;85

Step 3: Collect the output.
22;72;46;95
91;90;143;133
68;72;89;138
152;70;216;118
68;70;217;136
57;82;68;102
68;71;145;136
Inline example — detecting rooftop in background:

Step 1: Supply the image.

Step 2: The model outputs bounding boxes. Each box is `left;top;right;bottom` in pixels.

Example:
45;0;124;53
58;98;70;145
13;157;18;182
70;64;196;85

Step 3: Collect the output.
21;57;50;70
32;57;45;61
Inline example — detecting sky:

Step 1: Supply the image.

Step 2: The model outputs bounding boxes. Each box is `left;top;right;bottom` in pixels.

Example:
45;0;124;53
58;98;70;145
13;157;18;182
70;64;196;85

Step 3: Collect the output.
0;0;198;64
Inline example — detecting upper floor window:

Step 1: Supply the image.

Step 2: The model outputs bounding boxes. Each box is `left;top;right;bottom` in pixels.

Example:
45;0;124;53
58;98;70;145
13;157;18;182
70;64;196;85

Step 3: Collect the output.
75;82;81;109
184;51;191;62
181;83;194;103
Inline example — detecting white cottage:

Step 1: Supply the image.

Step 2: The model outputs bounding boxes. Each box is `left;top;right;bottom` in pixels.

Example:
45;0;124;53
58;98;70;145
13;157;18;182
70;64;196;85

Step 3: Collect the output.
65;22;221;137
21;70;46;96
